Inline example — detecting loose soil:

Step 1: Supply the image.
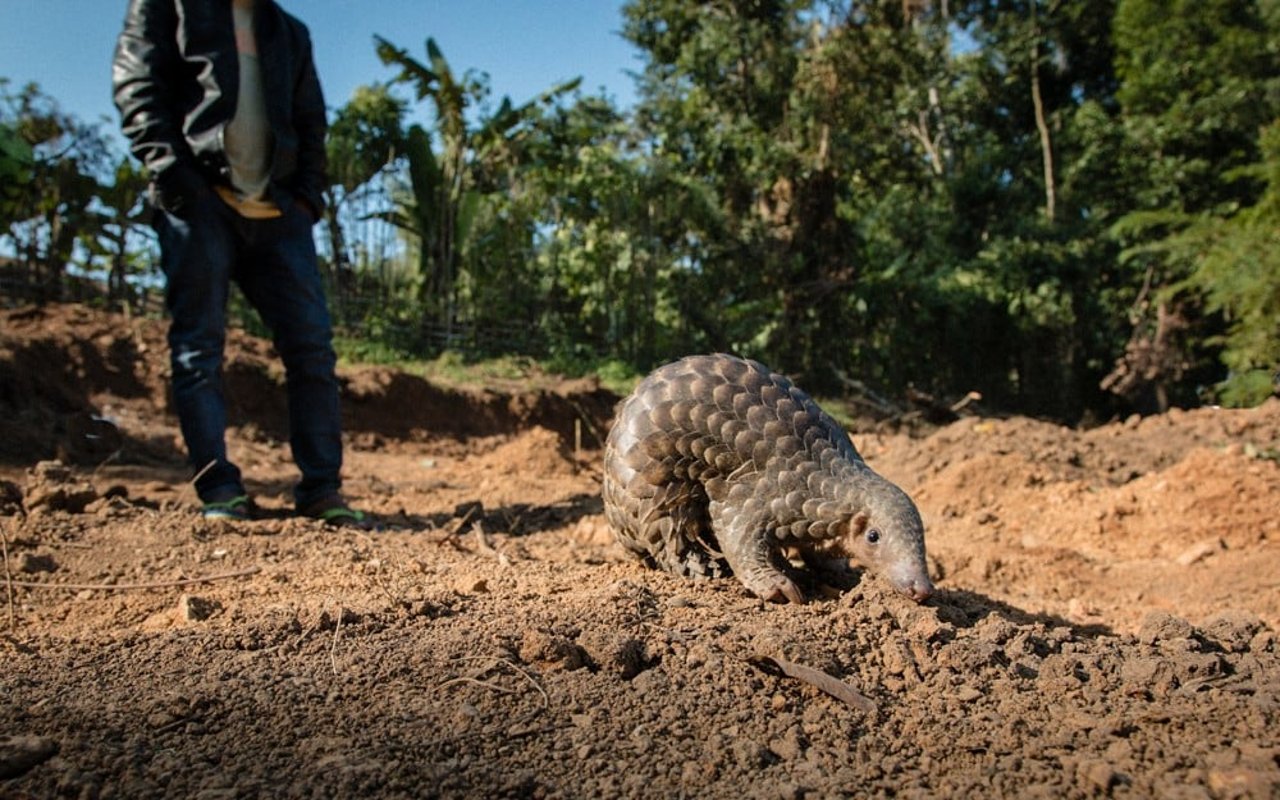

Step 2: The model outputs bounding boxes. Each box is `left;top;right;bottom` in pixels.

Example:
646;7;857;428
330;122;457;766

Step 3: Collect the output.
1;304;1277;799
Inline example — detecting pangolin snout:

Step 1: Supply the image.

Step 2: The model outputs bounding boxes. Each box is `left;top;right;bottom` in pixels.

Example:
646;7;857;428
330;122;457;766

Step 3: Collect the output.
893;574;934;603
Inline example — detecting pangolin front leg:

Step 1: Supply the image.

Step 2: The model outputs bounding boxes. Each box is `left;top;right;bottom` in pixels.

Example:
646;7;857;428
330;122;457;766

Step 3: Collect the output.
710;501;804;604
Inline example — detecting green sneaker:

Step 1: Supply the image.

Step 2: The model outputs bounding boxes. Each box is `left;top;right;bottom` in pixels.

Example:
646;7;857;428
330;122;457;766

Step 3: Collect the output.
300;495;376;530
202;494;255;521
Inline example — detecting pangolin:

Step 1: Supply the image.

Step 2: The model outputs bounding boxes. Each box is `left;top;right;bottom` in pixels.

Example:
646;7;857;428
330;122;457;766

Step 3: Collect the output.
602;354;933;604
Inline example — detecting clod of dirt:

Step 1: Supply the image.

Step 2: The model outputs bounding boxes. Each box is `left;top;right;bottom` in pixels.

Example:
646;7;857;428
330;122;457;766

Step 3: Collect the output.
1138;611;1196;645
1200;610;1267;653
0;479;21;512
141;594;223;630
14;552;57;574
518;628;589;671
578;630;651;679
177;594;221;622
0;735;59;780
22;460;97;514
469;426;577;477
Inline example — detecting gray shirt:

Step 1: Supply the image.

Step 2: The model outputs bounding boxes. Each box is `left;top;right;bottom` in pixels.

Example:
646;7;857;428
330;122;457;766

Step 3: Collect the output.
222;0;275;212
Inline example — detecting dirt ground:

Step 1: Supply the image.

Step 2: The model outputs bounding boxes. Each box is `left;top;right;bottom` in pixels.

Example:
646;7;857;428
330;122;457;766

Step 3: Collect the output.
1;303;1277;799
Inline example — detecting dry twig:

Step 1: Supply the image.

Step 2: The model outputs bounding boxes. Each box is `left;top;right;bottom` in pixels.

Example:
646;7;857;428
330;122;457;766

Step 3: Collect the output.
749;653;877;713
438;676;520;696
442;656;550;709
471;522;511;567
329;603;345;675
180;460;218;509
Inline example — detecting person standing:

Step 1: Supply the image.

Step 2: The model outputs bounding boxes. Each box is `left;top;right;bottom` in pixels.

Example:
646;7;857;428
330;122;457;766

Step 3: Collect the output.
113;0;371;527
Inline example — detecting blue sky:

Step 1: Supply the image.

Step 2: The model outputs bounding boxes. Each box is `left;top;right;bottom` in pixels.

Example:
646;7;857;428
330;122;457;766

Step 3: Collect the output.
0;1;643;139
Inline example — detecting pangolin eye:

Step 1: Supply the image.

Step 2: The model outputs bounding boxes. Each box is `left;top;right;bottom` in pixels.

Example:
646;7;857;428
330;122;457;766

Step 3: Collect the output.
866;529;881;545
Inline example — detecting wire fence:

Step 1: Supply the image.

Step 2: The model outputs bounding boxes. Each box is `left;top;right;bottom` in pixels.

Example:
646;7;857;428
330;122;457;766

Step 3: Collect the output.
0;262;579;363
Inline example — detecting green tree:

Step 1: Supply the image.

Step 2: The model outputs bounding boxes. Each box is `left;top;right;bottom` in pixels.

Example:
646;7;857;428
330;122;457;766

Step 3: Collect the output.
624;0;850;380
1167;121;1280;405
0;119;33;229
0;80;111;300
374;36;580;333
1104;0;1279;410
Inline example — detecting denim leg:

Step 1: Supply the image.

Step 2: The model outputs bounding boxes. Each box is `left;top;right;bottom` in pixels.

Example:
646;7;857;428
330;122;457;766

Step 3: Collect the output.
154;200;244;501
236;204;343;508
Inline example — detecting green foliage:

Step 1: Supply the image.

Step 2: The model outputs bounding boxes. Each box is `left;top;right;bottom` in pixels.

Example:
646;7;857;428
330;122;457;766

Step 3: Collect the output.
0;119;34;226
373;35;581;325
326;84;407;195
1;79;116;300
1104;0;1279;408
332;334;419;367
1177;121;1280;405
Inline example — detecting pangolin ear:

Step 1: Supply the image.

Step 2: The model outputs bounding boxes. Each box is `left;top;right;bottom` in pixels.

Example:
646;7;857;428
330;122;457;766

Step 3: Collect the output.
847;512;869;538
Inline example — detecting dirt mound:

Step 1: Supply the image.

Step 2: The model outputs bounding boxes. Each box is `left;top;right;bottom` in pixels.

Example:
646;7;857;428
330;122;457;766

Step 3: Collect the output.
343;366;616;448
1;303;1277;798
0;304;617;465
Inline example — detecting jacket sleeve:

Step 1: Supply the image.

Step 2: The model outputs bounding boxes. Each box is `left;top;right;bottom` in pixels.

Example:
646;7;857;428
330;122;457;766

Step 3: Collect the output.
112;0;189;179
291;26;328;218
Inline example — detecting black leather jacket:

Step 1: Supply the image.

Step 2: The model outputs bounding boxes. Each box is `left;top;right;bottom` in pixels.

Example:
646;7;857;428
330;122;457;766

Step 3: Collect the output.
112;0;327;217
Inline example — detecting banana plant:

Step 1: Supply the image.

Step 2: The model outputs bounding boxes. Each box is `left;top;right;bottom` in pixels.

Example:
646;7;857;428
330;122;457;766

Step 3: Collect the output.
373;35;580;320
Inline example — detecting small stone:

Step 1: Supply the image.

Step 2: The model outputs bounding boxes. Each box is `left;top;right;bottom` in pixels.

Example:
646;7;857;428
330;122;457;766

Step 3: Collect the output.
454;575;488;594
1081;760;1117;791
177;594;221;622
15;552;58;574
1176;538;1224;567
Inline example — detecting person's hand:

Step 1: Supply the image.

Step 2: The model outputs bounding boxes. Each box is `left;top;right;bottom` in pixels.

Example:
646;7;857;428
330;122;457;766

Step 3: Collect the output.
151;164;208;215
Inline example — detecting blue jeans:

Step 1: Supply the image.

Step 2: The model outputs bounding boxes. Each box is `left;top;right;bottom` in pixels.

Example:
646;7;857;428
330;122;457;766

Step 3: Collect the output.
154;189;343;508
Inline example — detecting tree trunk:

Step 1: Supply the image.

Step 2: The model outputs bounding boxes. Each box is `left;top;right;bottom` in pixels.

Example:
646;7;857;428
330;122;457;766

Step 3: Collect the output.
1030;25;1056;222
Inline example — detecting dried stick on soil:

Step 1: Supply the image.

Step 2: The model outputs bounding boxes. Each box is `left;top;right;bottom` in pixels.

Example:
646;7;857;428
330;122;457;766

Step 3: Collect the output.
7;565;262;592
497;659;550;709
471;522;512;567
565;398;604;449
179;460;218;509
437;676;520;696
443;656;550;709
329;604;345;676
749;654;877;713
